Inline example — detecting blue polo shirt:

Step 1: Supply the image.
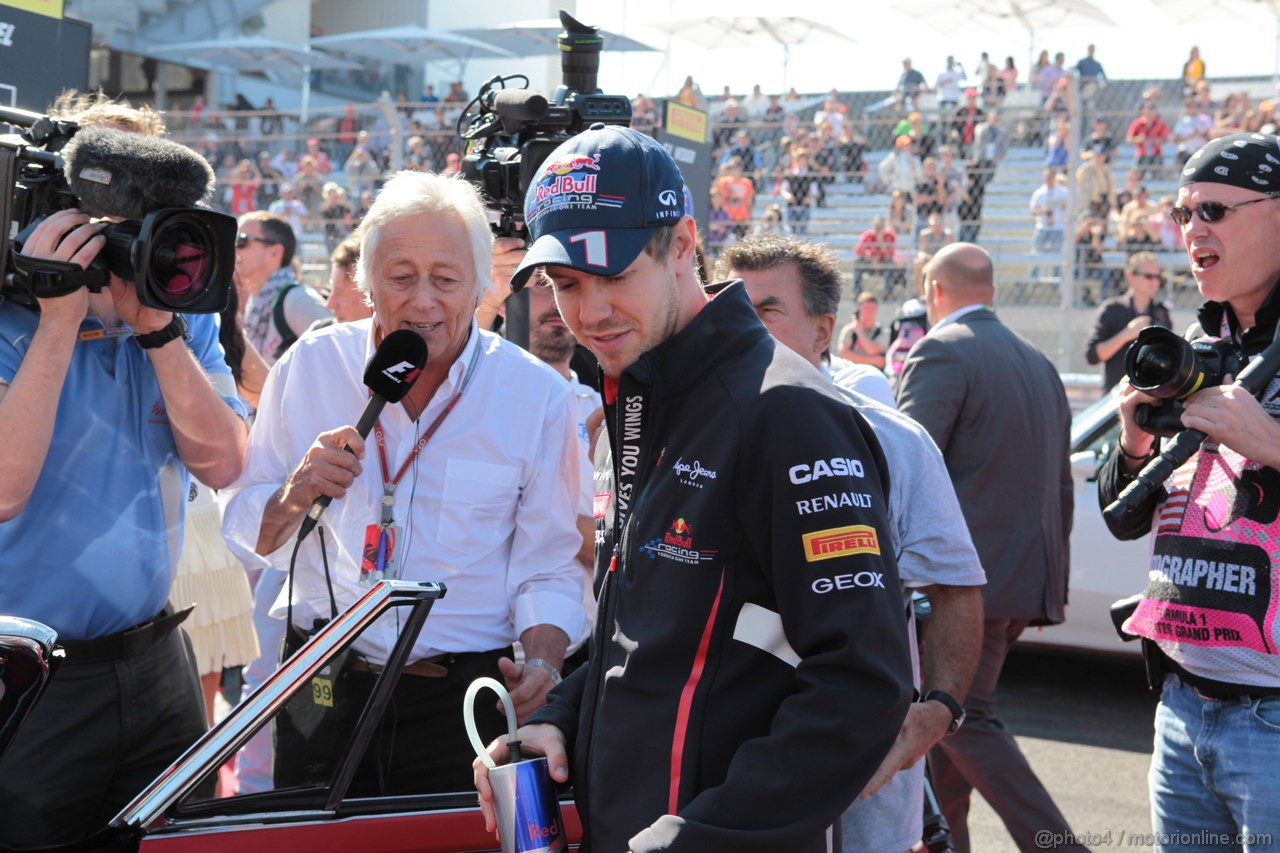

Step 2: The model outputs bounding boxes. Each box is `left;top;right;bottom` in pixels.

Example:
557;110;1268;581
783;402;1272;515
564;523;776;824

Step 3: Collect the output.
0;304;247;641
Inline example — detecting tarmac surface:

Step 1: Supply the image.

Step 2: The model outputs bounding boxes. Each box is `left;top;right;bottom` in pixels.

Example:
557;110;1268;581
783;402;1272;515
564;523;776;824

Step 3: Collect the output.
963;647;1160;853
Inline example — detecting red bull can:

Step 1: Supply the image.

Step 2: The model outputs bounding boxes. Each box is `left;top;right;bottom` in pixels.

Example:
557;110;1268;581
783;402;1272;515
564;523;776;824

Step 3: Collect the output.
489;756;566;853
466;676;567;853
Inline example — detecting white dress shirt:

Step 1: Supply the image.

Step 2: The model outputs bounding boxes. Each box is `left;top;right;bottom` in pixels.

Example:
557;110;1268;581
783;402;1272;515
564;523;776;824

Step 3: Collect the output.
569;370;600;517
928;303;989;336
222;318;585;664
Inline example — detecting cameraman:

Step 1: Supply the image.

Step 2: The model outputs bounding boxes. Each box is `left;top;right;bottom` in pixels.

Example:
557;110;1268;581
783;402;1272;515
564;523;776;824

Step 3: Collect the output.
1099;133;1280;852
0;202;248;841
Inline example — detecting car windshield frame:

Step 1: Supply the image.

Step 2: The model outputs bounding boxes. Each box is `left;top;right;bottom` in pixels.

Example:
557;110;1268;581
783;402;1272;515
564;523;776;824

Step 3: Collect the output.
109;580;446;834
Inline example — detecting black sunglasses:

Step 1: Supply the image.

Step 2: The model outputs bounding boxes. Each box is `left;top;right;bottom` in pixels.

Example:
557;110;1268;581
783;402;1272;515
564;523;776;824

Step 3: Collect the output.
1132;271;1165;283
1169;193;1280;226
235;233;279;249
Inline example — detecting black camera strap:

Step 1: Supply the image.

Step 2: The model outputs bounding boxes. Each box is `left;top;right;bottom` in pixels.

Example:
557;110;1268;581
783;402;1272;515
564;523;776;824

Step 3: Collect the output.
9;253;109;299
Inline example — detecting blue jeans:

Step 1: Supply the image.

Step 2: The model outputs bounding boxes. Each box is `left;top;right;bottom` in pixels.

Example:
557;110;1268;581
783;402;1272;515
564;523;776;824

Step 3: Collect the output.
788;205;811;236
1150;675;1280;852
1031;228;1063;279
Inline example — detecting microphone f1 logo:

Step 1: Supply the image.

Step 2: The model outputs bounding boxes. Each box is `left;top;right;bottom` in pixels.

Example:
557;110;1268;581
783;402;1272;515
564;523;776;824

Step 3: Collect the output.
382;361;421;385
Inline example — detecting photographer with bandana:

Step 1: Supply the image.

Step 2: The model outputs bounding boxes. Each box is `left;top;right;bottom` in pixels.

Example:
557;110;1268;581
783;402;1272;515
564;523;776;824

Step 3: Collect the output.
1100;133;1280;852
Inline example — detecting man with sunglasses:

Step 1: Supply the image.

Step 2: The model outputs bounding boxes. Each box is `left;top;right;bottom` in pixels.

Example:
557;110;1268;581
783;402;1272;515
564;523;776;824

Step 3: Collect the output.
235;211;329;364
1099;133;1280;852
1084;251;1173;392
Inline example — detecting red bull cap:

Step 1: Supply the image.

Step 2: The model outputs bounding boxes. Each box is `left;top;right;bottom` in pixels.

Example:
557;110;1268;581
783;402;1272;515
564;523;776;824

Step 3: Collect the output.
510;123;686;291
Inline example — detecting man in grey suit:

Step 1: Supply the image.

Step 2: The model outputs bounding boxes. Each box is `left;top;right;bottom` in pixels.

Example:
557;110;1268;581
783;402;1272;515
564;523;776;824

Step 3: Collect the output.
896;243;1083;853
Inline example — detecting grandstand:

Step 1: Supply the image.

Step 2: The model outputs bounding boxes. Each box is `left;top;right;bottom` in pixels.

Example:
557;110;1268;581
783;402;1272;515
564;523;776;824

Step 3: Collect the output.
160;71;1274;376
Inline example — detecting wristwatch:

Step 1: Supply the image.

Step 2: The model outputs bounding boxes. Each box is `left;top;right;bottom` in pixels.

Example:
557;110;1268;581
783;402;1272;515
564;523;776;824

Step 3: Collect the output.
525;657;562;686
134;314;188;350
921;690;966;734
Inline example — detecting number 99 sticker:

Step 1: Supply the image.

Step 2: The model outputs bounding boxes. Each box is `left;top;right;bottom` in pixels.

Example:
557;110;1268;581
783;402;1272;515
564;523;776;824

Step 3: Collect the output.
311;675;334;708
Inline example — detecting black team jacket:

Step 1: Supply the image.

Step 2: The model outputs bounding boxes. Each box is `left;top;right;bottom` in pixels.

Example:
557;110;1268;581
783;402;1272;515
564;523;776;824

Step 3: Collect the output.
529;282;914;853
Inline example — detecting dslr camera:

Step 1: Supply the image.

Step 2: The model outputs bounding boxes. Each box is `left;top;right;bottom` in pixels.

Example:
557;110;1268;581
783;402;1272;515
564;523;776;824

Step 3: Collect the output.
1125;325;1247;437
0;105;235;314
458;11;633;238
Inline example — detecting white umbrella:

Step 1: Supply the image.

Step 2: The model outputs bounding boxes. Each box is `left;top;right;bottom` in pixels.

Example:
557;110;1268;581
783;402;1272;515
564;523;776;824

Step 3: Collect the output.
155;36;360;74
647;16;855;90
310;25;513;66
892;0;1115;33
1151;0;1280;22
1148;0;1280;80
451;18;657;57
155;36;360;123
891;0;1116;73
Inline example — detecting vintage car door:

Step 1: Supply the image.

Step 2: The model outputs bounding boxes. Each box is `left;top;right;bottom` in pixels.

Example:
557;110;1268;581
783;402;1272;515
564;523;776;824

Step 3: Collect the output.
98;581;579;852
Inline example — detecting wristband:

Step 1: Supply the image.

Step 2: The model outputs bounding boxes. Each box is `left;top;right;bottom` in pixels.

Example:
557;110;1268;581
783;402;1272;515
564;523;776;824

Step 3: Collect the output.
134;314;188;350
1118;443;1156;462
920;690;966;734
525;657;562;686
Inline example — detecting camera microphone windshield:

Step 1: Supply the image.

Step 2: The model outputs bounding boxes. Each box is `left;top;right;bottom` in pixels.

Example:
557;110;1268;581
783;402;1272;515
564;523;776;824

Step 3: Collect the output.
62;126;214;219
61;128;212;219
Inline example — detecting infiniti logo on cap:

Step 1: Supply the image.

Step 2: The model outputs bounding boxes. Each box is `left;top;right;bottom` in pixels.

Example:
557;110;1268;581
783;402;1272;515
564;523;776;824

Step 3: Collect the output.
658;189;678;206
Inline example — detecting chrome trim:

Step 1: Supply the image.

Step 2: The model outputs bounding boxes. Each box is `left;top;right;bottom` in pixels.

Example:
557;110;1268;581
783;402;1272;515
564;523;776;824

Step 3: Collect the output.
0;616;58;654
111;580;445;830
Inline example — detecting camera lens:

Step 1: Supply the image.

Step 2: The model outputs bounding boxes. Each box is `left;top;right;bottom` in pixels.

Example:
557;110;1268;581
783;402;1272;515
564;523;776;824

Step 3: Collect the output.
101;208;237;314
146;215;217;310
1131;343;1178;385
1124;326;1204;399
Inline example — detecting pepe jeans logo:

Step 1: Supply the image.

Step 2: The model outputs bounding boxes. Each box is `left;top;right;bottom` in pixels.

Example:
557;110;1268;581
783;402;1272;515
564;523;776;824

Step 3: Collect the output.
673;457;717;489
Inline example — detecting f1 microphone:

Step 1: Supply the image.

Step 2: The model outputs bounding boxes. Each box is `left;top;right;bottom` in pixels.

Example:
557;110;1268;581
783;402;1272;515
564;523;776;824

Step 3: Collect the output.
297;329;428;542
61;126;215;219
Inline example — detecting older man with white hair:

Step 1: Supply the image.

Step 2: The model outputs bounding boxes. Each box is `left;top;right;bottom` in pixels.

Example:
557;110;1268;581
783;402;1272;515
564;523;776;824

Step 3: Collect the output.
222;170;585;795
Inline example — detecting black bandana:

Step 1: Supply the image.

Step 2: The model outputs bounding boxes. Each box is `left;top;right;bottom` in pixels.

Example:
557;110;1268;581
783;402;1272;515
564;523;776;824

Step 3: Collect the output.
1181;132;1280;190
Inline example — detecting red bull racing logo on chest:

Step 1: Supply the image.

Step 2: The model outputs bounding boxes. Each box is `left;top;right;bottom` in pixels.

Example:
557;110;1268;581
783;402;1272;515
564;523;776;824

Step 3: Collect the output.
643;518;717;565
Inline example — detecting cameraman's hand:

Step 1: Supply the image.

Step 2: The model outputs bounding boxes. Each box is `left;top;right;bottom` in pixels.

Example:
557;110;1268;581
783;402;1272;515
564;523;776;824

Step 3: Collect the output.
491;236;527;292
1116;378;1160;468
109;278;173;336
1183;379;1280;468
476;237;526;328
22;209;105;328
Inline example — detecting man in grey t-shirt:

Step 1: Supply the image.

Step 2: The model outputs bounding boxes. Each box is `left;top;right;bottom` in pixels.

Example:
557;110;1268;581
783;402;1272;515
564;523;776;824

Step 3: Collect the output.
718;236;986;851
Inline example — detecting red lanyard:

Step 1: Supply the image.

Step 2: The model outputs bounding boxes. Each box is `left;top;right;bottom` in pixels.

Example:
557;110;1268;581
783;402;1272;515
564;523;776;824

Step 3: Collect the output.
374;389;461;488
371;339;481;524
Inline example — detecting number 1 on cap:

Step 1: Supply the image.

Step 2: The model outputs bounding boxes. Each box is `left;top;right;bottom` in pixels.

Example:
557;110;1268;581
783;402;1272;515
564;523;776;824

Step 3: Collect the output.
569;231;609;268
